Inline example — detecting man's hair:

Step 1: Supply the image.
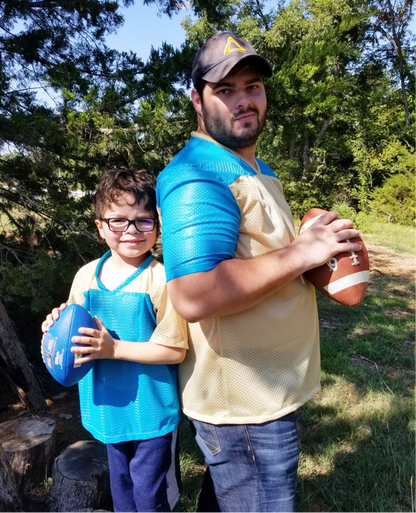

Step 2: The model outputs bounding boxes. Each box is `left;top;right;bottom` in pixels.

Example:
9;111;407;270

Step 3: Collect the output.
194;79;206;100
94;168;156;219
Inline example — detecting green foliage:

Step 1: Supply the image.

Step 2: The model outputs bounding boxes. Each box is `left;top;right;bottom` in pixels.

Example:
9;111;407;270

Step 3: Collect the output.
331;201;358;223
368;164;415;226
369;171;415;225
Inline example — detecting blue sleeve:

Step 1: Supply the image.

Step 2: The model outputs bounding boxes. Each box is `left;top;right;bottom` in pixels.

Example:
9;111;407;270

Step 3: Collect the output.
157;164;241;281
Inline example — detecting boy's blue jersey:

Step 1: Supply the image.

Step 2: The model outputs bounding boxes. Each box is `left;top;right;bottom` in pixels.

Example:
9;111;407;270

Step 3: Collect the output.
67;252;188;444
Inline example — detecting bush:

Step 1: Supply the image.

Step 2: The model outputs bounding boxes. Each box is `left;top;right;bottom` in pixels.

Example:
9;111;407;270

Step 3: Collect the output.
369;170;415;226
331;201;358;223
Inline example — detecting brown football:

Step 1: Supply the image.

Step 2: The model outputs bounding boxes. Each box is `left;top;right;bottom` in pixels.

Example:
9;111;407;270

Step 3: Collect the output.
299;208;370;307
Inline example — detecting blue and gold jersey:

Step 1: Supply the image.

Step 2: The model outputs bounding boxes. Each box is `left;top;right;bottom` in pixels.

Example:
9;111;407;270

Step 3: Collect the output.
157;133;320;425
67;252;188;443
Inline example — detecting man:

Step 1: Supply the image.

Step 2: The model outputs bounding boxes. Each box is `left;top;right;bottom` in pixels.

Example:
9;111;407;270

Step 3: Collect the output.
156;32;362;512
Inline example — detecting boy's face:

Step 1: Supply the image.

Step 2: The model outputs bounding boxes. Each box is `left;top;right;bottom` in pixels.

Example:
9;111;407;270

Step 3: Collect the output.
95;193;157;266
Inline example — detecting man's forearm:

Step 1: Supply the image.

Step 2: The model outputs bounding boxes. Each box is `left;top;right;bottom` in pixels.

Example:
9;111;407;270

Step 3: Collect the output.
167;245;305;322
167;211;362;322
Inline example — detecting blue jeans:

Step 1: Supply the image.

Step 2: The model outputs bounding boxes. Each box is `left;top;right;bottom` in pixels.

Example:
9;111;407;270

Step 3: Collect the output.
190;413;299;512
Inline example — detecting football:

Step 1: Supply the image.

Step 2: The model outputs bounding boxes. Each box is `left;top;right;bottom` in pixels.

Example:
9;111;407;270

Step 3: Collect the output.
41;304;97;387
299;208;370;306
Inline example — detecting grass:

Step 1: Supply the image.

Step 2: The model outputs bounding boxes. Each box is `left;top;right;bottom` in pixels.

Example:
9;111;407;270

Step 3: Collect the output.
359;220;415;254
174;224;415;512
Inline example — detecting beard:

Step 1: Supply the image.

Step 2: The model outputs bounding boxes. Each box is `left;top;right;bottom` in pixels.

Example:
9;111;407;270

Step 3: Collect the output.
201;104;266;150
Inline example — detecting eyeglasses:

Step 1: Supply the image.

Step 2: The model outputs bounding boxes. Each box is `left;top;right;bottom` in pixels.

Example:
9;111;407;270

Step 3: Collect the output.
102;217;157;233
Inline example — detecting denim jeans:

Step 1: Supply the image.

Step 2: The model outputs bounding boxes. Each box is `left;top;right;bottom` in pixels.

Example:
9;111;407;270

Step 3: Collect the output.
189;413;299;512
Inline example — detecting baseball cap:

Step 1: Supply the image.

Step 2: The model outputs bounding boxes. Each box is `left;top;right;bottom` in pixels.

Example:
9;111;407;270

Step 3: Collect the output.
191;32;273;86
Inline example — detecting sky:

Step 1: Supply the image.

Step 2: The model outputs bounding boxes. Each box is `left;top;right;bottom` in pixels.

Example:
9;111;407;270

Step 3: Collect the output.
105;3;193;61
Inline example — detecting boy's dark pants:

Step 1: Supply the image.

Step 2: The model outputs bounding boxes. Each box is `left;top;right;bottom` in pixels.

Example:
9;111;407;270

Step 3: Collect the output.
107;432;173;512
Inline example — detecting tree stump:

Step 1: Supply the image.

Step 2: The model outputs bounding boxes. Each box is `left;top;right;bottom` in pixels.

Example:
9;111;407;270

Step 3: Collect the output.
0;415;56;494
50;440;112;512
0;442;22;512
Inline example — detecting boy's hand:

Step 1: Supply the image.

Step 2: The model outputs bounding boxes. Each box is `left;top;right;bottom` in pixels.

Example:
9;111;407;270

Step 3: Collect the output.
70;317;117;364
41;303;68;333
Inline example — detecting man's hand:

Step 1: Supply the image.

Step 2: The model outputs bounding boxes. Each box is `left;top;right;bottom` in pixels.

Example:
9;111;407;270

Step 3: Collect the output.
291;210;363;272
70;317;117;364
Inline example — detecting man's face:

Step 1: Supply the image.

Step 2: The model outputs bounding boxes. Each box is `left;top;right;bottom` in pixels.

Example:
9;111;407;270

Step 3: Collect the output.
195;66;267;150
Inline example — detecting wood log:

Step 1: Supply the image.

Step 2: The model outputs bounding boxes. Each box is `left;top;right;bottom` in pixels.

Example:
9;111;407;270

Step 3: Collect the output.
0;442;22;512
0;298;46;414
0;415;56;494
50;440;112;512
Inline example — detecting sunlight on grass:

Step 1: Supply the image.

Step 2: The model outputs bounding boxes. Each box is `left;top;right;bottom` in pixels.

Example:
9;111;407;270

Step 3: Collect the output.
362;222;415;254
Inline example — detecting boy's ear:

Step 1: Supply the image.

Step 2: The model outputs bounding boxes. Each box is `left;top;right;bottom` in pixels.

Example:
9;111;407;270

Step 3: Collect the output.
95;219;106;240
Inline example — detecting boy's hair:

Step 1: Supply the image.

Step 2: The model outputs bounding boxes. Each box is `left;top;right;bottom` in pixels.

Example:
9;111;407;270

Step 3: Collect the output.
94;168;156;219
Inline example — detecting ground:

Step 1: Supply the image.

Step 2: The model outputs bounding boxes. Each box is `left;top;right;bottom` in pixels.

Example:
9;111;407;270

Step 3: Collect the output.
0;242;414;511
367;242;415;281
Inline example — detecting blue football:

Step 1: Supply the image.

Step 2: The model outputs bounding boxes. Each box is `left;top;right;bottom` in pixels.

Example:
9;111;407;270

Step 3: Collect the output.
41;304;96;387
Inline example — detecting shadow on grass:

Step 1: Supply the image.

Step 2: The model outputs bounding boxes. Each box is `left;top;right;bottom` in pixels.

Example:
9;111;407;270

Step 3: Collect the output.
296;268;415;512
174;419;205;512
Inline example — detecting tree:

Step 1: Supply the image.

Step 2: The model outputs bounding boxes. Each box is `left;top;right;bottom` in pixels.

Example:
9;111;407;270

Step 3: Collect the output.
253;0;374;214
368;0;414;128
0;0;140;363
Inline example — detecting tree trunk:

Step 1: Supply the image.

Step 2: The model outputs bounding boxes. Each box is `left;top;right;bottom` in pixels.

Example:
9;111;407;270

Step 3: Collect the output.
50;440;112;512
397;46;410;128
0;298;46;413
0;415;56;494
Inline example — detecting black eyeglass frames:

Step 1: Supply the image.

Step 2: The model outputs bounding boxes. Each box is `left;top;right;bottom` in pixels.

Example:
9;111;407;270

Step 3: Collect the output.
102;217;157;233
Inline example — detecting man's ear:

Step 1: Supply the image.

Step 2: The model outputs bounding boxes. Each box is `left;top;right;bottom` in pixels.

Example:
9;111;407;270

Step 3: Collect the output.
95;219;106;240
191;87;203;116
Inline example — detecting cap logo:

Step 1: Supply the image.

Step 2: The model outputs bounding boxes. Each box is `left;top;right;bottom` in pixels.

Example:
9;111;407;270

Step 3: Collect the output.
223;36;247;55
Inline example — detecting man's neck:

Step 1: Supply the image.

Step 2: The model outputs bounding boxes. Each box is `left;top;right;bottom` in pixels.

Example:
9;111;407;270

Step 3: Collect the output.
195;127;258;169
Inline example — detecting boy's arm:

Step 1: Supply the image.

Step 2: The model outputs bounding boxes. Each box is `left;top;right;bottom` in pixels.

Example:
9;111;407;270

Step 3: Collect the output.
71;317;186;365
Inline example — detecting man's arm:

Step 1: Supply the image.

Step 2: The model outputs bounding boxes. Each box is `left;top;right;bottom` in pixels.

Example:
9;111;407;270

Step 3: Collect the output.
168;211;363;322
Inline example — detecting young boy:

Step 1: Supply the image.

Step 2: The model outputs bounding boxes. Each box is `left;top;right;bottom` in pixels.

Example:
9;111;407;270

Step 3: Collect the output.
42;168;188;512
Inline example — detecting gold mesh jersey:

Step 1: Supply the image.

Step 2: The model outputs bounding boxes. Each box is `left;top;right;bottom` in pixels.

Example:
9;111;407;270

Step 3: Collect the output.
157;133;320;425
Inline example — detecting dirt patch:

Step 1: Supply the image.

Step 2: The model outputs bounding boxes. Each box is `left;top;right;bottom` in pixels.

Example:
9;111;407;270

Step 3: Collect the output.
367;242;415;281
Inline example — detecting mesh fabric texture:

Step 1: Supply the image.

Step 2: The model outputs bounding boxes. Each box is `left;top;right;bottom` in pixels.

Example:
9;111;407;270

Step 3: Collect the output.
68;253;188;443
157;134;320;425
